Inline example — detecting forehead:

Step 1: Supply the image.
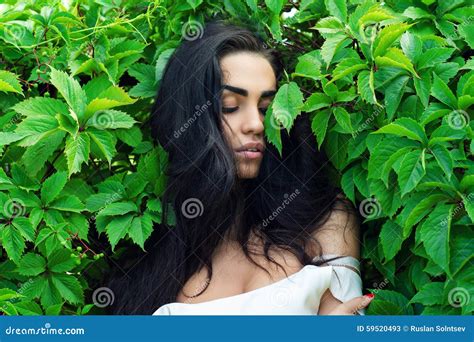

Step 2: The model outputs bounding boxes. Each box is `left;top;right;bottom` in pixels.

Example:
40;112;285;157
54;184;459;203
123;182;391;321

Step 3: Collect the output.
219;52;276;93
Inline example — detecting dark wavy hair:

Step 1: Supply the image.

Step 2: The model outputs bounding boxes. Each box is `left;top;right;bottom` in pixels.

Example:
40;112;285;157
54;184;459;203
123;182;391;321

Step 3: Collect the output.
107;20;356;315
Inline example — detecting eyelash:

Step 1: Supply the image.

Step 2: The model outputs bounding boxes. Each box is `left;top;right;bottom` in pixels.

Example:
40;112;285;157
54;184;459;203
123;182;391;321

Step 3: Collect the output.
222;106;268;114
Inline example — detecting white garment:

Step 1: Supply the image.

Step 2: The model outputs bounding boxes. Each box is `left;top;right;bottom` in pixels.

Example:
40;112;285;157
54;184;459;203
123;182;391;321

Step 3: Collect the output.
152;255;364;315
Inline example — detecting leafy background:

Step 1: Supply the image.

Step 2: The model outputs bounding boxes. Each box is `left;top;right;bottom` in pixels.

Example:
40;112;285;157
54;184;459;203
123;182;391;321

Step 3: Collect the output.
0;0;473;315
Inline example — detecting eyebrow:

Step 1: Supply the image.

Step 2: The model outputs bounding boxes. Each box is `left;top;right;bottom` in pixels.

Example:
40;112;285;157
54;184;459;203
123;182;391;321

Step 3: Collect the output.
222;85;276;98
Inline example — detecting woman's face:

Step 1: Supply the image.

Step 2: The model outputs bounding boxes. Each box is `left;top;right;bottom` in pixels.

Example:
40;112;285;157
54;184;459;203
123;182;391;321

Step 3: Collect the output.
219;52;277;179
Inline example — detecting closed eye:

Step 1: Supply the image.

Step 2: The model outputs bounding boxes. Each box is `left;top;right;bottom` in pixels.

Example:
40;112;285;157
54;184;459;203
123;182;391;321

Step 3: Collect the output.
222;106;239;114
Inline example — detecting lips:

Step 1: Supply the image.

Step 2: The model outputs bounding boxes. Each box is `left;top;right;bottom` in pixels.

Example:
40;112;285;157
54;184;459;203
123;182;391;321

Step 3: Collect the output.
235;142;265;160
235;142;265;153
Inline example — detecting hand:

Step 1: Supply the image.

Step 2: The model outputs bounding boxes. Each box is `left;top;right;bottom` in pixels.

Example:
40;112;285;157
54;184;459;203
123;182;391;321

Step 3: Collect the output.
326;294;375;315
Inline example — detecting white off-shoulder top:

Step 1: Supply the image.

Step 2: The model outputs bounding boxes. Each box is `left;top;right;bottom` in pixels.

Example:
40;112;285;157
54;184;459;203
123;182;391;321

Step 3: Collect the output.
152;255;364;315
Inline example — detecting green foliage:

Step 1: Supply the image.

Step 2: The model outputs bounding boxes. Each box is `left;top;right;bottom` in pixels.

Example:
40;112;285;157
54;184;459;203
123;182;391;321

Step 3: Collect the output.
0;0;473;316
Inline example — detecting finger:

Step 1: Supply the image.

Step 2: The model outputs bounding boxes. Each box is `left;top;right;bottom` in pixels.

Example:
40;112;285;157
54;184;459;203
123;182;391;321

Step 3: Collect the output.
341;294;375;314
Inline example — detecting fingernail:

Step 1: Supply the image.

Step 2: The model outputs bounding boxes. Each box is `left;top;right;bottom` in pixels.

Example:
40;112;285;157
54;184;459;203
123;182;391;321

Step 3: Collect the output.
365;293;375;299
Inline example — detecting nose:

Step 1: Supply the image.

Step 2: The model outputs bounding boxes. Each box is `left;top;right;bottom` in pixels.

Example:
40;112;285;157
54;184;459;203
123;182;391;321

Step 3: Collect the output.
242;105;264;137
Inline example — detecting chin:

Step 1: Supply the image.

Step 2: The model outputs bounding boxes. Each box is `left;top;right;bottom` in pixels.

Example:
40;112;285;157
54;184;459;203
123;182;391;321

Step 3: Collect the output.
236;165;261;179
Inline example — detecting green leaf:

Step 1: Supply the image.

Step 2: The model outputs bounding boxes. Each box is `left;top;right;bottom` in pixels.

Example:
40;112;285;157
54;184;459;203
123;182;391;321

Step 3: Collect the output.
417;48;454;70
333;107;353;133
384;75;410;120
84;86;137;121
12;97;69;117
379;220;403;262
1;224;25;263
49;196;85;213
431;73;458;109
324;0;347;23
13;301;43;315
271;82;304;132
65;133;90;177
400;32;422;63
414;72;431;108
311;109;331;150
87;128;117;165
373;23;411;57
50;273;84;305
22;130;66;177
402;6;434;20
314;17;344;35
419;203;454;274
302;93;331;112
265;0;284;13
404;193;448;232
98;201;138;217
128;212;154;250
321;33;351;67
410;282;444;305
48;249;77;273
293;52;323;81
17;252;46;276
105;214;134;251
329;58;367;84
86;109;137;130
0;288;23;301
49;67;86;120
12;217;35;242
396;148;426;196
0;70;22;94
371;117;427;143
41;171;68;205
375;48;418;77
430;144;453;180
357;70;377;104
186;0;203;9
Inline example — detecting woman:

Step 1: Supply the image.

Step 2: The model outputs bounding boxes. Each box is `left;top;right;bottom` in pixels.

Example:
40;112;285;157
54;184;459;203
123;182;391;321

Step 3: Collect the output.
107;20;374;315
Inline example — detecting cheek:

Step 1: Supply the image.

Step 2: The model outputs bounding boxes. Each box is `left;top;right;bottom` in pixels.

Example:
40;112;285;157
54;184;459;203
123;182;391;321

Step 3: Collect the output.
222;116;240;140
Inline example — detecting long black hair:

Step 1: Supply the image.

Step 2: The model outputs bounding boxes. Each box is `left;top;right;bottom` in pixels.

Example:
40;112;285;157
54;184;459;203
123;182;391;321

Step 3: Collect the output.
107;20;356;315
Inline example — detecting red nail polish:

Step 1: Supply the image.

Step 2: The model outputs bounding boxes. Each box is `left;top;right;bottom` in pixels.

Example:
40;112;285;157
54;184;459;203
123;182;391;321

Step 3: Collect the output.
365;293;375;299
